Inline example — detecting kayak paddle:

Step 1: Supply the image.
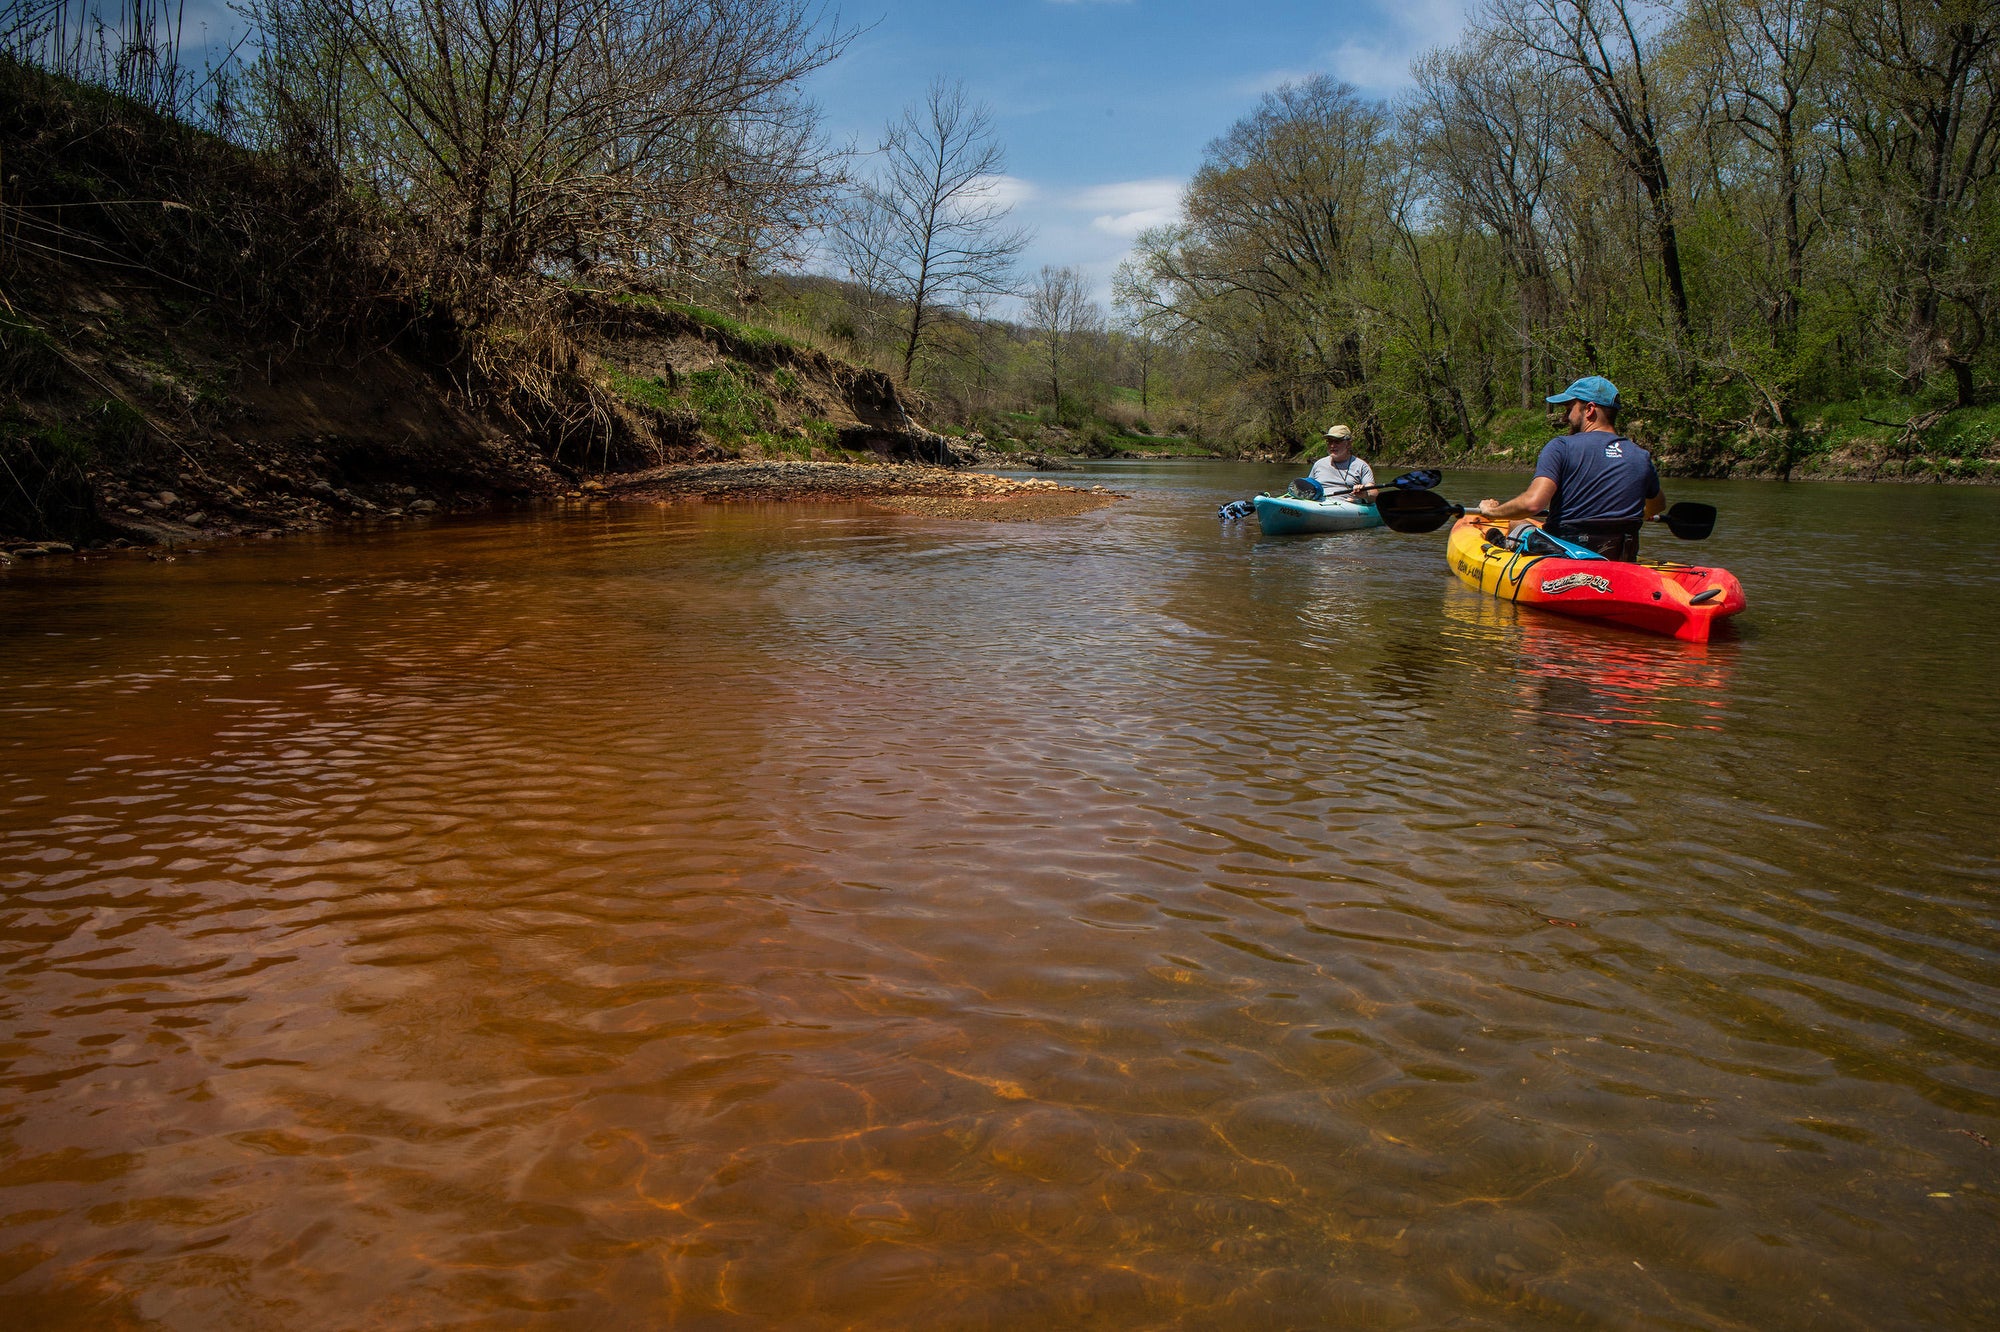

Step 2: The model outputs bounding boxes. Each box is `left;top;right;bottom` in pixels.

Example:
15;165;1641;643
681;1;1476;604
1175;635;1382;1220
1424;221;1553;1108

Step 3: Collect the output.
1373;489;1471;532
1652;502;1715;540
1374;489;1717;540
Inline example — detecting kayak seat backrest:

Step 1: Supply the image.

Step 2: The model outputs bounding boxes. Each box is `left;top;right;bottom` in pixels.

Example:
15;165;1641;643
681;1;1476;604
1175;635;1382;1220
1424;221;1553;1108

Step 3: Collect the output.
1518;527;1608;560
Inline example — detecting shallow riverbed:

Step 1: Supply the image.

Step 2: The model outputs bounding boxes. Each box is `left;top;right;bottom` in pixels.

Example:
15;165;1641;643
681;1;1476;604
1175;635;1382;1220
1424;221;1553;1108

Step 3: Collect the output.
2;464;1997;1328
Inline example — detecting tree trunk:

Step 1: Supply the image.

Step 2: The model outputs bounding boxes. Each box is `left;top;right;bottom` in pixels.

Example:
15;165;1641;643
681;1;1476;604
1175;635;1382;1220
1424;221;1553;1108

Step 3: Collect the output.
1450;382;1475;455
1951;358;1976;410
900;296;924;384
1638;161;1691;332
1776;114;1802;342
1519;285;1535;410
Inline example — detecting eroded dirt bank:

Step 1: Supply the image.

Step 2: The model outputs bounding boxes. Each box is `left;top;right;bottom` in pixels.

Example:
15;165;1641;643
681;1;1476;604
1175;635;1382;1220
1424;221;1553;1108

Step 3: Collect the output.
3;273;1041;554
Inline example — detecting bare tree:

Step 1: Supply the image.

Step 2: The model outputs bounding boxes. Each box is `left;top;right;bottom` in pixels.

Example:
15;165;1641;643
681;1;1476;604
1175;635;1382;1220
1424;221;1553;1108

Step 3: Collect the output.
1025;264;1099;412
834;78;1029;384
250;0;853;317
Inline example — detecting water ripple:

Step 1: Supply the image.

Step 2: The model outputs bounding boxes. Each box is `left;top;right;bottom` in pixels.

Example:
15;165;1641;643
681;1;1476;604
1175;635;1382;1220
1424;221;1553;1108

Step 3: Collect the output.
2;478;1997;1327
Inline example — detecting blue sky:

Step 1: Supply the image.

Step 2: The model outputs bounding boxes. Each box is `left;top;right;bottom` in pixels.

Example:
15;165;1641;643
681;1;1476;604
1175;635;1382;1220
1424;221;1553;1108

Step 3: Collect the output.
807;0;1471;302
158;0;1470;304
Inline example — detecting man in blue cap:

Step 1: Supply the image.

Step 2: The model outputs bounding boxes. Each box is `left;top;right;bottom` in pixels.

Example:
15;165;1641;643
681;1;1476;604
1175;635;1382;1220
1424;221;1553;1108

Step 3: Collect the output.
1477;375;1664;561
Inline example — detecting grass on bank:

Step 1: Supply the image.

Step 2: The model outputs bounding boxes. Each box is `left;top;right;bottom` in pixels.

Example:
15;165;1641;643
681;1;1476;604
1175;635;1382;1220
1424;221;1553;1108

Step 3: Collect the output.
609;293;809;353
1807;399;2000;462
0;312;64;393
607;362;777;442
606;364;861;463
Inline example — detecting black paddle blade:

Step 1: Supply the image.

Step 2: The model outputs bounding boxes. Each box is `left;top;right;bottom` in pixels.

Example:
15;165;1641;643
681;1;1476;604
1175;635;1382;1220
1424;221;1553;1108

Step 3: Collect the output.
1374;488;1461;533
1659;501;1717;540
1392;468;1443;490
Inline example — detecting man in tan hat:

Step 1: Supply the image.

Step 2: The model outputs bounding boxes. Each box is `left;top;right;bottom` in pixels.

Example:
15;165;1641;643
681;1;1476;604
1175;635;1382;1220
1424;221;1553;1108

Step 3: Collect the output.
1308;424;1376;502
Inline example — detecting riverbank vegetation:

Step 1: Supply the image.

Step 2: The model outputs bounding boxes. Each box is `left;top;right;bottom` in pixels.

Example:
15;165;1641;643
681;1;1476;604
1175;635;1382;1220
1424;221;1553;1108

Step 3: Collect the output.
1116;0;2000;476
732;0;2000;476
0;0;990;544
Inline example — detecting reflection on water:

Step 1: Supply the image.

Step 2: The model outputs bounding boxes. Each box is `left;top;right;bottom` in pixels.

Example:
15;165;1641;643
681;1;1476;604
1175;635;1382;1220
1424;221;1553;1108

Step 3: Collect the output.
1443;591;1737;732
2;473;1997;1329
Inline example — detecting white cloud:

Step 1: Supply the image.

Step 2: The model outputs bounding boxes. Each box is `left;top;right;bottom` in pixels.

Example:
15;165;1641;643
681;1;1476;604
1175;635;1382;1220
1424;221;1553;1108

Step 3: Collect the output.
993;175;1185;245
1069;178;1181;213
1328;0;1471;93
968;174;1040;208
1327;39;1410;91
1089;206;1178;238
1065;177;1184;237
1231;0;1473;99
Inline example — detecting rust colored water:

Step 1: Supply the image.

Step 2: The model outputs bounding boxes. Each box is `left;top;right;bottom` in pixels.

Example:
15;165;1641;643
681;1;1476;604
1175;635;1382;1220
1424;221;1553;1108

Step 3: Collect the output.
3;467;1997;1329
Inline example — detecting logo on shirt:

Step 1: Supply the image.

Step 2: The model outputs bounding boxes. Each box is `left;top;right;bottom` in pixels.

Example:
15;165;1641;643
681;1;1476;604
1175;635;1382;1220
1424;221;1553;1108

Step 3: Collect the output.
1541;572;1612;595
1604;440;1624;458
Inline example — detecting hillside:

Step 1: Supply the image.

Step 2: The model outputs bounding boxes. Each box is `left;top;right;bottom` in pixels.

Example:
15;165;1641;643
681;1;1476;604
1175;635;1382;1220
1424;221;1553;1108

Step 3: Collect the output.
1;271;968;550
0;61;968;551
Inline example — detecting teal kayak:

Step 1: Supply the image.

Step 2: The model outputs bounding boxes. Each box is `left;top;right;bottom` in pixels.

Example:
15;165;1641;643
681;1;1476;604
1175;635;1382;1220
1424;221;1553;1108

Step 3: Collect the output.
1252;495;1383;535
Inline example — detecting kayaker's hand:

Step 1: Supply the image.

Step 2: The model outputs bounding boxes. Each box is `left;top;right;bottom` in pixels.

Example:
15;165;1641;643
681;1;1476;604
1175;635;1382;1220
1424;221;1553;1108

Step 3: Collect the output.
1478;498;1500;517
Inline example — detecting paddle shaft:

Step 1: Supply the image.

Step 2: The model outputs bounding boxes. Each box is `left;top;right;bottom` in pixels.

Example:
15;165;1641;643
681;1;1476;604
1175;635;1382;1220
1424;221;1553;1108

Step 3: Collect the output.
1375;490;1713;540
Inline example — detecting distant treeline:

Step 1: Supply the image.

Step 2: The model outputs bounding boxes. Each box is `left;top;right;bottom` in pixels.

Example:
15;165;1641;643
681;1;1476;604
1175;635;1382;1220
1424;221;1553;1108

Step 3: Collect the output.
1111;0;2000;471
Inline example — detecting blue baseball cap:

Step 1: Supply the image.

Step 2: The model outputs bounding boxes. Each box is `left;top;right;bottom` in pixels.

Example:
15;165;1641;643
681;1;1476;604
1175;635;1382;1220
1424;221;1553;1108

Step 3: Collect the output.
1546;375;1620;407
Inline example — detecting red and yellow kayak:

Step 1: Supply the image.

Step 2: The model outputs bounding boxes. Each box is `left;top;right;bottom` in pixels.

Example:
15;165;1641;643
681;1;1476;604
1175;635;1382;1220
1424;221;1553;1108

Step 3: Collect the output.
1445;516;1746;643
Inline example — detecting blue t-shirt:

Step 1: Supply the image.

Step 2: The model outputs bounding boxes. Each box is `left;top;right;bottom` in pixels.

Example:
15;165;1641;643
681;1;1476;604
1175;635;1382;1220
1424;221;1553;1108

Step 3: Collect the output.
1534;431;1660;528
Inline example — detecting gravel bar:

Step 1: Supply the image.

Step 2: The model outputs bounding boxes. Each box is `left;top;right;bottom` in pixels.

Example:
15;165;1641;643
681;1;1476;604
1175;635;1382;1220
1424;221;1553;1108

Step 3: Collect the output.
604;460;1124;520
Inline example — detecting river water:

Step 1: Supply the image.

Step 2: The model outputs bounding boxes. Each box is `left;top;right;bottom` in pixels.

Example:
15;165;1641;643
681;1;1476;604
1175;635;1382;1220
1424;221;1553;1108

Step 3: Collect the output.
2;462;1997;1329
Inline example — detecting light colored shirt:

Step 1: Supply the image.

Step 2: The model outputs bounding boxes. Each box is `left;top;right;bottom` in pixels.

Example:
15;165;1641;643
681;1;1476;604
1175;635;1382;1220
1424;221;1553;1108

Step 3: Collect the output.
1309;455;1374;497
